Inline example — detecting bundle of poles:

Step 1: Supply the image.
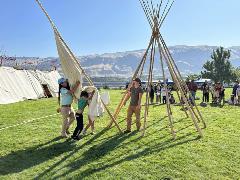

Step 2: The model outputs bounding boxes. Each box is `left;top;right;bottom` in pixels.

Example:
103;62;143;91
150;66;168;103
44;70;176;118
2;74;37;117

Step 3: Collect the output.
108;0;206;138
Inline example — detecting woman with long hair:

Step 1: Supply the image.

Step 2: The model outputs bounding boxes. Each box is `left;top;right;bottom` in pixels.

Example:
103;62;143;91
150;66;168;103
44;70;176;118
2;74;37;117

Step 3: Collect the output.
57;78;80;138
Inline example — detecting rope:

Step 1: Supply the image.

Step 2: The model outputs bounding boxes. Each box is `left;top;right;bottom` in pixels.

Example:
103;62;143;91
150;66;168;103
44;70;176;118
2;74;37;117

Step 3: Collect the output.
0;114;58;131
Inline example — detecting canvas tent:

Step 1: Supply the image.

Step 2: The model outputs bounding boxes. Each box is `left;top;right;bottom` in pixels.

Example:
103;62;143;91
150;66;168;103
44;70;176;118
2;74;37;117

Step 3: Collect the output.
30;70;60;97
0;66;61;104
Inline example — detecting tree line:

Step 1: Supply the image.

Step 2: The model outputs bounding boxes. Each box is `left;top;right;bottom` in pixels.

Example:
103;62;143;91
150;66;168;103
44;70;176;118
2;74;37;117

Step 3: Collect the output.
188;47;240;83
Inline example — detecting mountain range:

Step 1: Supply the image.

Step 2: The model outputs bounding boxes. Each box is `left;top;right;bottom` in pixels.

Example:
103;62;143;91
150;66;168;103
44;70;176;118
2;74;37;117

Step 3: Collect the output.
13;45;240;78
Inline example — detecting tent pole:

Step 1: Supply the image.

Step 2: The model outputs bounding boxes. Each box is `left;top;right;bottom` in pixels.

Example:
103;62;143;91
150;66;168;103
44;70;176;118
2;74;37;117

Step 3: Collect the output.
158;40;176;139
108;36;154;128
142;38;155;137
176;90;189;118
35;0;122;133
157;38;203;137
158;33;206;128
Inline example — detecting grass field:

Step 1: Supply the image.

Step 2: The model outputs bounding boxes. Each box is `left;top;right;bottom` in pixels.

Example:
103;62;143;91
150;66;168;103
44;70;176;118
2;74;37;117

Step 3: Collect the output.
0;89;240;179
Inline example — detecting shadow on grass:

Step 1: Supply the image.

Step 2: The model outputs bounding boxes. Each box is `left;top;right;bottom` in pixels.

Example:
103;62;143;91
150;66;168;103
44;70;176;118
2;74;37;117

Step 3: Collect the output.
0;137;75;176
210;103;225;108
53;132;200;179
35;127;110;179
0;119;200;178
50;131;138;179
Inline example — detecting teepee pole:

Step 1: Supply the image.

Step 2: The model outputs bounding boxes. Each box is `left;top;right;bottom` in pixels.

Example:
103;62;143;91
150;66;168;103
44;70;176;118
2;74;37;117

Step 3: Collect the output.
158;0;174;28
139;0;153;28
158;42;188;118
154;9;205;127
176;90;189;118
157;38;203;137
35;0;123;133
158;34;206;128
158;40;176;139
138;0;205;137
149;6;205;130
108;35;154;128
142;38;155;136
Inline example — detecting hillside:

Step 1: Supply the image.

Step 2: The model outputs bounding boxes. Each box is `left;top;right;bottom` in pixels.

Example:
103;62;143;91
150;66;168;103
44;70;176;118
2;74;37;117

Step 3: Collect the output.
11;45;240;77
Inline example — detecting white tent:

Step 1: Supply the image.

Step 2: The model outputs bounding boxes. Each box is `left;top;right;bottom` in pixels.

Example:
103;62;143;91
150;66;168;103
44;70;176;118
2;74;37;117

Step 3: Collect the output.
0;66;61;104
29;70;60;97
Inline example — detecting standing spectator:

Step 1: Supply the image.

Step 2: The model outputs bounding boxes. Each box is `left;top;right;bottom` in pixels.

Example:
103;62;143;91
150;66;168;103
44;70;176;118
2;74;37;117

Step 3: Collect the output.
161;86;167;104
125;82;129;90
215;82;222;104
155;83;162;104
124;78;143;133
169;93;176;104
210;83;216;103
236;85;240;105
188;80;198;103
219;83;225;105
149;84;155;104
201;80;210;103
232;81;239;103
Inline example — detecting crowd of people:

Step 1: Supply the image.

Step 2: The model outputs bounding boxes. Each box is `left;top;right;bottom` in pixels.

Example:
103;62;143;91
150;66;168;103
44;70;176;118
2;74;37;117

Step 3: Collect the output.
148;83;175;105
198;80;240;105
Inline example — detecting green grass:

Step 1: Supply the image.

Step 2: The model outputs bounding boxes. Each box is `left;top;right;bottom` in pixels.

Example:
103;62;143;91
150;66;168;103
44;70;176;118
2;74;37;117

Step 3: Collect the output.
0;89;240;179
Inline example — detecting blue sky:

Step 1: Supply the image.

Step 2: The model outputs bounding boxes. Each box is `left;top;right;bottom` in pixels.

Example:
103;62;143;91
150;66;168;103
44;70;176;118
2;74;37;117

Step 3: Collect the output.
0;0;239;57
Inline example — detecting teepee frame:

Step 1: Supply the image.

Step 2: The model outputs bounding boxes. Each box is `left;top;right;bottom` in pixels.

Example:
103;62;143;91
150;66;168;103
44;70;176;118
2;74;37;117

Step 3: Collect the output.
35;0;123;133
108;0;206;138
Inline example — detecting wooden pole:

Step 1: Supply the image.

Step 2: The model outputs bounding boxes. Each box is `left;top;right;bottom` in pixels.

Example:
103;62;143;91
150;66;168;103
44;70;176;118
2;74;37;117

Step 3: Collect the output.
158;33;206;128
157;38;203;137
142;39;155;137
158;38;176;139
150;9;205;129
107;36;154;128
176;90;189;118
35;0;123;133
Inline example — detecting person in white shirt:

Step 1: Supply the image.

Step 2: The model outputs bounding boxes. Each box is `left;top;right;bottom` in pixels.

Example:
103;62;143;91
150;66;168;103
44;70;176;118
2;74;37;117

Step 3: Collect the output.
161;87;168;104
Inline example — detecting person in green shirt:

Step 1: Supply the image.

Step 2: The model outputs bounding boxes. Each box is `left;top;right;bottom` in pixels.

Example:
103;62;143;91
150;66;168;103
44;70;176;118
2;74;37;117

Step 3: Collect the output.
71;90;95;140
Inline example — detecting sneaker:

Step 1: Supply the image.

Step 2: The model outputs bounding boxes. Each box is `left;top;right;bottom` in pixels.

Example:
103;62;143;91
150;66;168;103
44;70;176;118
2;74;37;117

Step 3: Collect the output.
124;130;131;134
71;135;81;141
82;130;86;136
61;133;68;138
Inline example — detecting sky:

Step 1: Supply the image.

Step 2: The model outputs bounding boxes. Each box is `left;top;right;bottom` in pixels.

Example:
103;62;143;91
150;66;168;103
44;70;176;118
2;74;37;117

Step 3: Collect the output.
0;0;240;57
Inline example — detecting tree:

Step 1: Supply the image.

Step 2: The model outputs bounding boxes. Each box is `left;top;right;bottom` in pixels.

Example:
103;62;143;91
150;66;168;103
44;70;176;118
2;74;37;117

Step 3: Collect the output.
201;47;235;83
233;67;240;80
186;73;201;81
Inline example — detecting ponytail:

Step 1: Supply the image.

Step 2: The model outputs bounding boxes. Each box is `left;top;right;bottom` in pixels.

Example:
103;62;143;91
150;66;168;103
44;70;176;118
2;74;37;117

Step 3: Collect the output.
58;84;63;105
66;81;70;90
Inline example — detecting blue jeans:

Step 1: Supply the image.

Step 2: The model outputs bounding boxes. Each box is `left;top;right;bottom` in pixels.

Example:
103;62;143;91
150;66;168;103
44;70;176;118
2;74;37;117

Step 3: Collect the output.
191;91;196;100
189;91;196;105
